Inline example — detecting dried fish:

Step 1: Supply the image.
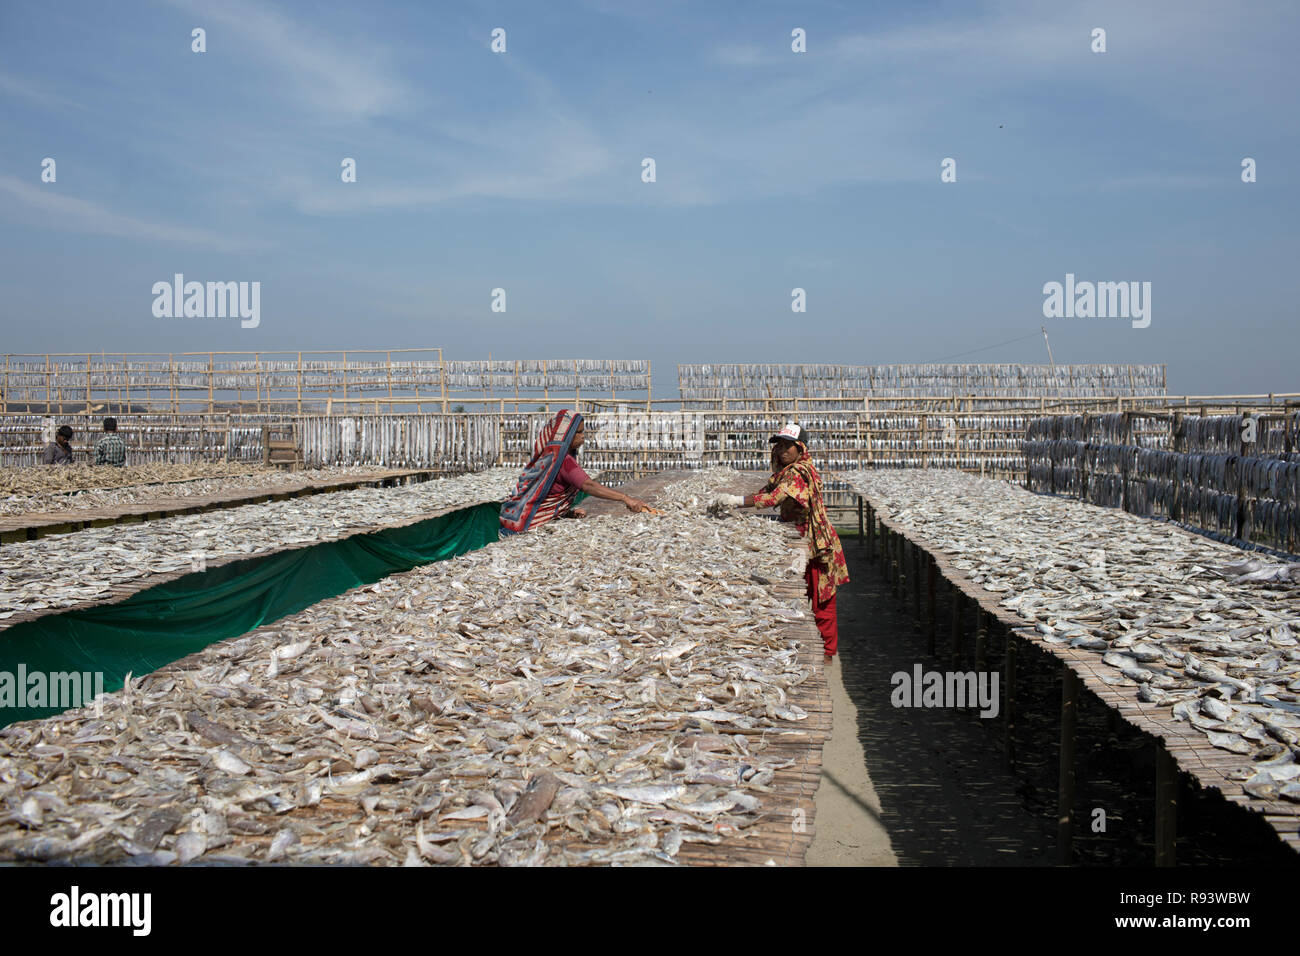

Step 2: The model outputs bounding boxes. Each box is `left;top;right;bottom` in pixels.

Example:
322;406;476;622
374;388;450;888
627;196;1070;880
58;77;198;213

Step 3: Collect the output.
0;462;281;498
0;467;518;623
0;469;813;865
850;470;1300;802
0;465;397;518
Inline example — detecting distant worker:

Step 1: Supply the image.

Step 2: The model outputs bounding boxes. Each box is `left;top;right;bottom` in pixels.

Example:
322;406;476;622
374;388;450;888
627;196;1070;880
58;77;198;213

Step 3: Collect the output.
500;409;652;535
715;424;849;663
42;425;75;465
94;417;127;467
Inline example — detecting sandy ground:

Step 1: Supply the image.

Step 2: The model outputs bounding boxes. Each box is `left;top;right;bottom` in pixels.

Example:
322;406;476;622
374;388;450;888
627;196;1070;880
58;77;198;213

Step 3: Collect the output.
804;535;1055;867
806;656;899;866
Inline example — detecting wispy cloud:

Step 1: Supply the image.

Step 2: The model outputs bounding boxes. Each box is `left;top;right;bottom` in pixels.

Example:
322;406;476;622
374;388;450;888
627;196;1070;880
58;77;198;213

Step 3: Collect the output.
0;175;261;251
1099;173;1229;189
160;0;411;119
0;70;87;111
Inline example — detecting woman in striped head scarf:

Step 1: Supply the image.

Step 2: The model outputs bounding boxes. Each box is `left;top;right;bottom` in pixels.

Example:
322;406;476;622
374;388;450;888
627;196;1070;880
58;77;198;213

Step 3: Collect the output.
500;409;651;535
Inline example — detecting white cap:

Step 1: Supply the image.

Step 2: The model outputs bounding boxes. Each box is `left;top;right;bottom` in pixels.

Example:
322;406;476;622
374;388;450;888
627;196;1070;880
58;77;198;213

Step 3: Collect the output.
768;423;806;444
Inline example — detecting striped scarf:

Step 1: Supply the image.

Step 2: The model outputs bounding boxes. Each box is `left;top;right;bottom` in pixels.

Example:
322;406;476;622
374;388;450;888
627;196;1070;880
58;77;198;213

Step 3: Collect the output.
499;409;583;536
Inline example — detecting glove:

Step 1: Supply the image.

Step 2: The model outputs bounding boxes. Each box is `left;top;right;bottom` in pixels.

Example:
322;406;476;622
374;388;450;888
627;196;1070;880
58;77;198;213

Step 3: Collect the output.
717;494;744;507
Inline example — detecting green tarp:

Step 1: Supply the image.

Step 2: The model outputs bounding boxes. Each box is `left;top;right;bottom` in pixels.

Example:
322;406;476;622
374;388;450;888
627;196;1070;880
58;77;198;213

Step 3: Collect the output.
0;502;502;727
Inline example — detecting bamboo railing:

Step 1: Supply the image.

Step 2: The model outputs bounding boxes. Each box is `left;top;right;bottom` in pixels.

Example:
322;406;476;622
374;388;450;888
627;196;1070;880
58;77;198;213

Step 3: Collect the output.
10;397;1297;516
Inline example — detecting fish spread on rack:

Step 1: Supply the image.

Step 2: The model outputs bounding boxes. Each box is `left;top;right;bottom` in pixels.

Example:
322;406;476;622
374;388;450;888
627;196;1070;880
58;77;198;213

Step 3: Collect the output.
0;469;813;865
847;471;1300;802
0;468;519;623
0;466;405;518
0;462;281;498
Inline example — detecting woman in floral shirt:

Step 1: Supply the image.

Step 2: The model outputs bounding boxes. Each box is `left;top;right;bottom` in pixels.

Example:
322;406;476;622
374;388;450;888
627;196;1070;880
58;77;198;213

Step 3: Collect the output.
718;423;849;662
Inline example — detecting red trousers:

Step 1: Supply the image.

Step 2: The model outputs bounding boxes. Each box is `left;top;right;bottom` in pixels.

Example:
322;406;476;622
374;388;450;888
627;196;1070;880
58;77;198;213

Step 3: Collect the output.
804;564;838;657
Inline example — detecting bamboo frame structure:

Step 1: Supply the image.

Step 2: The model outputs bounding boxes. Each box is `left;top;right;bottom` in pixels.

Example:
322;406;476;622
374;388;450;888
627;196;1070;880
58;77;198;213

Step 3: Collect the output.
0;352;651;415
7;397;1296;518
678;363;1169;403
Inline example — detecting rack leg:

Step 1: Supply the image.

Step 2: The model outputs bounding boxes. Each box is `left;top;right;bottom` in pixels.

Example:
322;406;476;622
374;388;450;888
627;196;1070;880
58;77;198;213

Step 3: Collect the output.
926;558;936;656
1155;746;1178;867
1004;630;1017;769
950;592;963;669
1058;665;1078;866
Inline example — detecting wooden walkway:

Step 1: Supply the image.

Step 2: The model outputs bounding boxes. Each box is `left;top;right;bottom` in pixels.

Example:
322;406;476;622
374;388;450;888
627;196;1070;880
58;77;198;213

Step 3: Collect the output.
0;469;440;543
585;472;832;866
853;489;1300;859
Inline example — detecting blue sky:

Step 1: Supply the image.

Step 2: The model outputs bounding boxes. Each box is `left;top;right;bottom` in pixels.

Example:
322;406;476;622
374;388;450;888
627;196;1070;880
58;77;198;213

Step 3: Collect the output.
1;0;1296;396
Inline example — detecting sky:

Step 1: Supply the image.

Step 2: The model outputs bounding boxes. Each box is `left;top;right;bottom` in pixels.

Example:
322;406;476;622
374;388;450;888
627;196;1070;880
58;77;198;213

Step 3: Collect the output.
1;0;1296;398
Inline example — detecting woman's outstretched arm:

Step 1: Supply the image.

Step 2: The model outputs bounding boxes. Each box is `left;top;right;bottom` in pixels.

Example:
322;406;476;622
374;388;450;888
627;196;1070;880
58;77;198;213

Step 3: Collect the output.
580;478;649;513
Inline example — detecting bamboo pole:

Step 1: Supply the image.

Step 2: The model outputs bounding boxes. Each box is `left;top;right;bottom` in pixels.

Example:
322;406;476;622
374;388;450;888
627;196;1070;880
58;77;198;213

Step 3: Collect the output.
439;348;447;413
1004;630;1017;769
926;558;936;656
1237;409;1251;543
896;535;905;603
866;502;875;561
1058;665;1078;865
1154;746;1178;867
950;592;962;669
911;541;921;626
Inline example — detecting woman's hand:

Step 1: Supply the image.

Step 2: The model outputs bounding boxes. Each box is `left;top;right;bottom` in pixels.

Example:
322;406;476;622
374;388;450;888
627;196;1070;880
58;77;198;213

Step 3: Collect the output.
716;494;745;508
570;507;587;518
624;496;649;513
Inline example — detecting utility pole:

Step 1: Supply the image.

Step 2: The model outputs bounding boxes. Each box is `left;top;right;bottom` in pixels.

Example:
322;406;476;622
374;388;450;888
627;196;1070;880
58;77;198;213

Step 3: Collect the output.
1041;325;1055;369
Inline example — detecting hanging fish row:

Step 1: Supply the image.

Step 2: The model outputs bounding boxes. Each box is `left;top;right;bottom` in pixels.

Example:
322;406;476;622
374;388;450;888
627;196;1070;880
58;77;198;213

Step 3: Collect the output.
1027;413;1300;457
1;358;651;398
679;364;1166;398
1025;439;1300;551
300;416;503;470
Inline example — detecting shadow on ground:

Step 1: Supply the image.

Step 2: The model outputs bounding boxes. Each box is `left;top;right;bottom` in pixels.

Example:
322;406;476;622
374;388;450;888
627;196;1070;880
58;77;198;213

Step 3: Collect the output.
835;537;1298;867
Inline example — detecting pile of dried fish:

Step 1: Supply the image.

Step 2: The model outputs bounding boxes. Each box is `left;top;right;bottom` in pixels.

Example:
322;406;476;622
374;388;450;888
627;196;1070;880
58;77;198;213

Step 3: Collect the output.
848;471;1300;802
652;468;753;511
0;468;518;623
0;466;398;518
0;470;814;865
0;462;277;497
